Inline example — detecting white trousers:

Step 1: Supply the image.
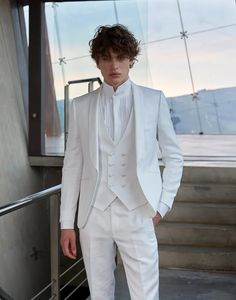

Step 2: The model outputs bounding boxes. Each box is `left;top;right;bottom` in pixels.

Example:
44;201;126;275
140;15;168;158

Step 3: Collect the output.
79;199;159;300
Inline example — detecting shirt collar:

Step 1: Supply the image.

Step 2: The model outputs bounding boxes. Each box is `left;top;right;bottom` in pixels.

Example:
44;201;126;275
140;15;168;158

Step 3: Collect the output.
102;79;131;98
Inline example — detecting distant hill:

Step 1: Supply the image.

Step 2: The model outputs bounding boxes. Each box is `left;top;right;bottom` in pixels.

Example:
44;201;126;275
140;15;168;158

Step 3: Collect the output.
167;86;236;134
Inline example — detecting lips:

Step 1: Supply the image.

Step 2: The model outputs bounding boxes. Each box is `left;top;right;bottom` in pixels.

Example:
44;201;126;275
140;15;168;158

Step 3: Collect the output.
110;73;121;76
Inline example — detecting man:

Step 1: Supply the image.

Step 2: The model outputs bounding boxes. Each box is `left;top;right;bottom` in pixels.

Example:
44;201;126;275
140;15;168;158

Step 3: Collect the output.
60;24;183;300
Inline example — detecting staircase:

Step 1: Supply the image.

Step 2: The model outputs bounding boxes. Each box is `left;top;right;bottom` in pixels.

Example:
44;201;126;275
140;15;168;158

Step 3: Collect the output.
157;166;236;271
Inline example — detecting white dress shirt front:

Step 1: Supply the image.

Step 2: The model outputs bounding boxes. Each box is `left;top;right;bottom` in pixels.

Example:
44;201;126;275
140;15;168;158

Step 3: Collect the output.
100;79;133;143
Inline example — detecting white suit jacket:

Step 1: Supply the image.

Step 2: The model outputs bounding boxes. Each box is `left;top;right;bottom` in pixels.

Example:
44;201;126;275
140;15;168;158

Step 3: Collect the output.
60;81;183;229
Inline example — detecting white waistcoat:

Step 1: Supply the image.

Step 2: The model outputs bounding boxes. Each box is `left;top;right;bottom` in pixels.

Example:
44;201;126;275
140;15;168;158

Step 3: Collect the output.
93;105;147;211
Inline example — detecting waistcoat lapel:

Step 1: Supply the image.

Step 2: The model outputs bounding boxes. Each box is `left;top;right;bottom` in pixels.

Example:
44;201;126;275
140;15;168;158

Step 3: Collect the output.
88;89;100;172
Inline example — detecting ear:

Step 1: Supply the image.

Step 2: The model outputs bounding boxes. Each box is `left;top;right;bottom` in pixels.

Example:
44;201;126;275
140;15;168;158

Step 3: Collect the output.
129;59;134;68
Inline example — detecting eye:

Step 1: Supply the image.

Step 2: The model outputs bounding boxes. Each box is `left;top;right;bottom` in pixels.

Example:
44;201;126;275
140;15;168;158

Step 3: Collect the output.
117;55;127;61
101;55;110;61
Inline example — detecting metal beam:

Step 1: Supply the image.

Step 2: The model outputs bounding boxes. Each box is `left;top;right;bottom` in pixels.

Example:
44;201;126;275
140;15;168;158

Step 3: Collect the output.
28;0;45;155
19;0;112;6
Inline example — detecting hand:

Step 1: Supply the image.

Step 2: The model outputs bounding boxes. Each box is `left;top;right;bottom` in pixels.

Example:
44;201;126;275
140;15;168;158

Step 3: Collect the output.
152;212;162;225
60;229;77;260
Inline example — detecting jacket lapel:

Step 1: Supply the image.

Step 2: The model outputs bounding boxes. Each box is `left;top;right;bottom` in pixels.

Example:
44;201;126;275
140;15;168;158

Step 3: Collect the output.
88;88;100;172
132;82;145;165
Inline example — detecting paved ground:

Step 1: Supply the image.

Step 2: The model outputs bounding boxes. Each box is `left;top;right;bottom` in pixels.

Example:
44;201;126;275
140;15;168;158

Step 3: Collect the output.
115;264;236;300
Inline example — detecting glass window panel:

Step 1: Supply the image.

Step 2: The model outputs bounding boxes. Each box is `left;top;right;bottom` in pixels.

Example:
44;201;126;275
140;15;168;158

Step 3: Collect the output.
167;95;202;134
179;0;236;33
168;88;236;134
137;0;182;41
24;0;236;157
46;1;117;63
52;56;99;100
196;91;225;134
187;27;236;91
211;87;236;134
146;38;193;96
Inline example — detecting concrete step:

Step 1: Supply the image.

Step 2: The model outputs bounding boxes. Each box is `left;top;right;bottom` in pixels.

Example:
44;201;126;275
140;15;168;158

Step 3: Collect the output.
165;202;236;225
176;183;236;203
180;166;236;185
159;245;236;271
156;223;236;247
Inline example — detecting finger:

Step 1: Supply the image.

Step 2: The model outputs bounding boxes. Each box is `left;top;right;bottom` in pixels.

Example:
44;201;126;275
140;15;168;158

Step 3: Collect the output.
65;244;76;259
64;237;76;259
66;251;76;260
61;237;69;256
61;237;74;259
70;237;77;258
152;215;161;225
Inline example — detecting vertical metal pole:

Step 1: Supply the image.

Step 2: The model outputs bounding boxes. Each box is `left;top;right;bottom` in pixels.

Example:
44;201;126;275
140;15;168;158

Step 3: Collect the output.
192;94;204;134
50;194;60;299
64;84;69;151
212;92;222;133
29;0;45;155
88;81;94;93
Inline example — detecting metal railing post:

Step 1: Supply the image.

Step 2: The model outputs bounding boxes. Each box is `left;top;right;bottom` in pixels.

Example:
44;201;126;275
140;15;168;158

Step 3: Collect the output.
64;77;102;150
64;84;69;151
50;194;60;299
88;81;94;93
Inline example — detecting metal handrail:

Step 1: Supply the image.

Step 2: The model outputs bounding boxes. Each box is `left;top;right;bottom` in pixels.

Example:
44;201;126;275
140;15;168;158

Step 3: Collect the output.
30;280;55;300
68;77;102;85
0;185;88;299
0;184;61;217
60;257;83;278
0;287;14;300
63;278;88;300
64;77;102;150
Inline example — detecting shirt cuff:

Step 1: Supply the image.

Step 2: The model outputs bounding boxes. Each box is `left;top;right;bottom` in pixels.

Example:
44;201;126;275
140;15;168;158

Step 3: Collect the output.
60;220;74;229
157;201;170;218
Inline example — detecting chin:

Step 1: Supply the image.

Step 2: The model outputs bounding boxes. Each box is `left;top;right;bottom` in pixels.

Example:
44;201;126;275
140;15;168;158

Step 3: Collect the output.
110;80;121;86
113;79;125;85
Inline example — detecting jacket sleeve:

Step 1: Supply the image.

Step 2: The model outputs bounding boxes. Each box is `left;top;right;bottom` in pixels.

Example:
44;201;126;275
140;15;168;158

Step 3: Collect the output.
157;91;183;214
60;99;83;229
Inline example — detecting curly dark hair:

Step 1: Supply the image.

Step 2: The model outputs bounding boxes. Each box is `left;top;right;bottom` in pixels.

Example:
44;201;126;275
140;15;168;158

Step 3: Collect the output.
89;24;140;67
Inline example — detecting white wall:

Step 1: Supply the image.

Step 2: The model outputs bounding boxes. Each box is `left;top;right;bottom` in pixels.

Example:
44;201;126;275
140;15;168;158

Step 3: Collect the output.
0;1;51;298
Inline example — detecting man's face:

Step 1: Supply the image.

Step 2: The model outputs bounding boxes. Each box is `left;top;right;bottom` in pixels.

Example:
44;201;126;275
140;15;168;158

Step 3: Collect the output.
97;49;133;90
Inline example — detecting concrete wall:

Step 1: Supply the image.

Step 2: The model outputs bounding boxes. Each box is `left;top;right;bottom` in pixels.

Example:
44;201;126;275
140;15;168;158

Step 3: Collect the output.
0;1;51;298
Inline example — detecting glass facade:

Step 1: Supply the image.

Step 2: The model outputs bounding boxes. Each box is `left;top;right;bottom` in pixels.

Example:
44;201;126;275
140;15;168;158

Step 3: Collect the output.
24;0;236;155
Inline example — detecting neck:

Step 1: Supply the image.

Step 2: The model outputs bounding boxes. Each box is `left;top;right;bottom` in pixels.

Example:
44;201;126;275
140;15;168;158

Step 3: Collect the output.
105;78;129;92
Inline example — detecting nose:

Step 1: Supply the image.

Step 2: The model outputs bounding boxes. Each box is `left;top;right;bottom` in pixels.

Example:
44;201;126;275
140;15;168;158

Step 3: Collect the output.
111;58;118;70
